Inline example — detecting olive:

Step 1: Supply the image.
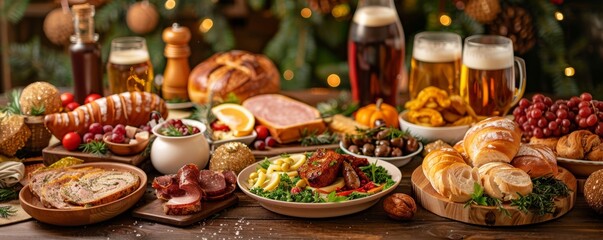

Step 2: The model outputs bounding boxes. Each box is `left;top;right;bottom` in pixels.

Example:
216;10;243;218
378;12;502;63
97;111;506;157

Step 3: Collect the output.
376;129;391;140
342;136;353;148
352;135;365;146
405;137;419;153
390;137;404;148
362;143;375;156
377;140;390;146
374;119;387;127
375;145;391;157
391;147;403;157
348;145;360;154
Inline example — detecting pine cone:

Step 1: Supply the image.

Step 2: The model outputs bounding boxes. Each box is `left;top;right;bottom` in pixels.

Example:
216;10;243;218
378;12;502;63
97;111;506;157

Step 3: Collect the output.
488;5;536;54
464;0;501;24
307;0;348;14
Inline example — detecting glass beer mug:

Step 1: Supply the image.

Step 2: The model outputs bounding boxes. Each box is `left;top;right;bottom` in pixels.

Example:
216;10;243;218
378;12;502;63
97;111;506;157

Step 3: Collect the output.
348;0;405;106
107;37;154;94
409;32;462;100
460;35;526;117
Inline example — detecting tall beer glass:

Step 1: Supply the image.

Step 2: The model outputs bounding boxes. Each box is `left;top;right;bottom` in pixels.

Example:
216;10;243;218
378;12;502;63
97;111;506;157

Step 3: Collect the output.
460;35;526;117
409;32;461;100
348;0;405;106
107;37;154;94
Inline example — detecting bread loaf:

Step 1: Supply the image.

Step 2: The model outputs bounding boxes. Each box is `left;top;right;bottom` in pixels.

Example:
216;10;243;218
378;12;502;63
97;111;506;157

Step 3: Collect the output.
242;94;327;143
463;117;522;167
511;144;558;178
476;162;532;201
556;130;600;160
61;170;140;206
422;148;478;202
44;92;168;140
529;137;559;152
188;50;280;104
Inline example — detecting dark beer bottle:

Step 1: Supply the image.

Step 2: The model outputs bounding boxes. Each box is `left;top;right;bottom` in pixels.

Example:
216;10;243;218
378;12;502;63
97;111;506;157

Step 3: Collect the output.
69;3;103;104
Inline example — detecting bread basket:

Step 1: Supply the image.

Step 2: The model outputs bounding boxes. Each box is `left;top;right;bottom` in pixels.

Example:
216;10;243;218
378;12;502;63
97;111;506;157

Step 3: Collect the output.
23;115;52;152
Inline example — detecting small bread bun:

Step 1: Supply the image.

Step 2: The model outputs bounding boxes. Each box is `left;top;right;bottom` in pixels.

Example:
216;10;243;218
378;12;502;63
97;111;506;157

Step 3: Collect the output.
511;144;558;178
585;169;603;214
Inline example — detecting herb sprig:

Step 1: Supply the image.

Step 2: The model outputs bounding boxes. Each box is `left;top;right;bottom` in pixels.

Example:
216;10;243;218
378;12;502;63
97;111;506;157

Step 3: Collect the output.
511;176;571;216
0;206;17;219
0;189;18;202
299;129;339;146
465;183;509;216
79;141;108;155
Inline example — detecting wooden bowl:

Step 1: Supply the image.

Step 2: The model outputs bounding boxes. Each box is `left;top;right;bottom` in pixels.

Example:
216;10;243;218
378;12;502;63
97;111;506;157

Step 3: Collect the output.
103;133;150;156
19;162;147;226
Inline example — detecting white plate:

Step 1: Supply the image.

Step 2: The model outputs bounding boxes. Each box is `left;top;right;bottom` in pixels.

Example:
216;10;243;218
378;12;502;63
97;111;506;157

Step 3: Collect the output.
207;131;257;148
236;156;402;218
338;141;423;168
556;157;603;178
166;102;194;109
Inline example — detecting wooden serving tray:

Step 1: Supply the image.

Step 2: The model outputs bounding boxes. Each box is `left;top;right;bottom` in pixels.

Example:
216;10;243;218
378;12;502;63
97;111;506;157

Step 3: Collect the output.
42;143;147;166
251;143;339;159
132;194;238;227
411;166;576;226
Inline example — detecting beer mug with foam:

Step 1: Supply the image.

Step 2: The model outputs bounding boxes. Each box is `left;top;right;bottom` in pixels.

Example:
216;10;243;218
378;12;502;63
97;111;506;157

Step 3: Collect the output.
409;32;462;100
107;37;154;94
460;35;526;117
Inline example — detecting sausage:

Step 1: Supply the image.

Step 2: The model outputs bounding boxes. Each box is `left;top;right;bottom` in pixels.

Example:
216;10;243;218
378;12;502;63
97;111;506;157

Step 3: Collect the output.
342;161;361;189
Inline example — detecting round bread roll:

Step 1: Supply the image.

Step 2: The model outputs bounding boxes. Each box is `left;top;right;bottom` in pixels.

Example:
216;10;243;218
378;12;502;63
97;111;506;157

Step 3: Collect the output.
511;144;558;178
209;142;255;174
188;50;280;104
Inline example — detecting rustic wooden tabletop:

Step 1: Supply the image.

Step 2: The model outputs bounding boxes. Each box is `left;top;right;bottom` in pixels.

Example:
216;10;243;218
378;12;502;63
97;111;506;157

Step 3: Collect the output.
3;158;603;240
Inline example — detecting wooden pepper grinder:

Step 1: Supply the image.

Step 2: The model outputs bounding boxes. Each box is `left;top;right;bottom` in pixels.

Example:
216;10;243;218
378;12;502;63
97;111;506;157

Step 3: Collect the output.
162;23;191;101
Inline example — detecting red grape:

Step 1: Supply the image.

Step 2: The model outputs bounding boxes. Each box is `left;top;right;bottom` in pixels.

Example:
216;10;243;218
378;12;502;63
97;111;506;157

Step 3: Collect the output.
538;118;548;128
579;107;592;117
556;109;568;119
531;109;543;119
89;123;103;135
103;125;113;134
533;127;544;138
579;118;589;128
562;119;571;127
111;133;125;143
519;98;530;109
587;114;598;126
581;92;593;101
83;132;94;143
548;121;558;130
532;94;545;103
579;101;590;109
113;124;126;135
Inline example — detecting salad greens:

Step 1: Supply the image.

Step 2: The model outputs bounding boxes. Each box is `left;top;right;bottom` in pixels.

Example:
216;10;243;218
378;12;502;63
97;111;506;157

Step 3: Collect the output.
250;161;395;203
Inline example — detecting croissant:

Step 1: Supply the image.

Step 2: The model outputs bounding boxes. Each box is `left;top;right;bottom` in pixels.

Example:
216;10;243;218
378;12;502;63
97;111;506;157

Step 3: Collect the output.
463;117;522;167
422;148;478;202
477;162;532;201
556;130;600;160
44;92;168;140
511;144;558;178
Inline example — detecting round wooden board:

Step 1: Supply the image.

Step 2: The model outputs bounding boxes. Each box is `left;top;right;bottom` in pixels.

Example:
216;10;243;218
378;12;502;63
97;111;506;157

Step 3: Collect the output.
411;166;577;226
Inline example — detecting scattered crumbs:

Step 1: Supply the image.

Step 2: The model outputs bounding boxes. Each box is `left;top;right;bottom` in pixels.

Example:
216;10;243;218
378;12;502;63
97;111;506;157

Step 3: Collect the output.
139;225;143;228
269;228;272;231
386;232;389;235
252;228;254;230
213;233;217;236
133;230;137;233
235;231;240;236
136;234;141;237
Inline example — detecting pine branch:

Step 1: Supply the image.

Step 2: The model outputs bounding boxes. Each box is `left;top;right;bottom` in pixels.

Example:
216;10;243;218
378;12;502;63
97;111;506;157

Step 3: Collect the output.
0;0;30;23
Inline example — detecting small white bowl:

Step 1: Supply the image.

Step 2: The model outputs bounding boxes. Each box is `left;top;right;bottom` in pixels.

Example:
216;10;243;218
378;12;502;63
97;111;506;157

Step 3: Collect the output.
339;141;423;168
207;131;257;148
399;110;470;145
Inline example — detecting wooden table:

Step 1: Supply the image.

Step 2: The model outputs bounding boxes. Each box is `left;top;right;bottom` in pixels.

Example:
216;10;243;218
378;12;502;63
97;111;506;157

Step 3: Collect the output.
3;158;603;239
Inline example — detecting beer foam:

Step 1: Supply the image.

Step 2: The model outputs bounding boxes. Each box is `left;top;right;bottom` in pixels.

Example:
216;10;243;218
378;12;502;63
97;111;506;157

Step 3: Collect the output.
463;46;513;70
353;6;397;27
109;49;149;65
413;43;461;62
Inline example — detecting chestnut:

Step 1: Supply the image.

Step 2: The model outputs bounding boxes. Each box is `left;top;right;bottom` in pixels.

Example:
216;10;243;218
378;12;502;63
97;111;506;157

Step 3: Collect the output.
383;193;417;221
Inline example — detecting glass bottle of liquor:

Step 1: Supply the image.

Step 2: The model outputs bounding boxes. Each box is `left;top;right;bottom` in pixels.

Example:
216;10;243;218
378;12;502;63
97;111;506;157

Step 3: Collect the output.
69;3;103;104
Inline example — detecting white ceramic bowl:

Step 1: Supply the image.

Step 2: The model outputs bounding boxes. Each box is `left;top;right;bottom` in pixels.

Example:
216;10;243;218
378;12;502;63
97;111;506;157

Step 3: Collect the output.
151;119;210;174
237;156;401;218
399;110;470;145
339;141;423;168
207;131;257;148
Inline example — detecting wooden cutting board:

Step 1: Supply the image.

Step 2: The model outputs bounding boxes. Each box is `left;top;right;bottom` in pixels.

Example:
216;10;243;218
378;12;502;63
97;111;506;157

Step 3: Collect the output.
132;194;238;227
411;166;576;226
42;143;147;166
251;143;339;159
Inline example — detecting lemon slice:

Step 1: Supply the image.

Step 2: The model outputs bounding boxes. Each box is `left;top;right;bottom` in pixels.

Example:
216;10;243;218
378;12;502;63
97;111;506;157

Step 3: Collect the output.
289;154;307;171
211;103;255;137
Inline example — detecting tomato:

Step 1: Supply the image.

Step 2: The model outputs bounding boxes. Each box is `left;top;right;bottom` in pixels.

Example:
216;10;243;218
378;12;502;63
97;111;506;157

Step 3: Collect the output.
65;102;80;111
255;125;270;140
60;92;75;107
84;93;102;104
62;132;82;151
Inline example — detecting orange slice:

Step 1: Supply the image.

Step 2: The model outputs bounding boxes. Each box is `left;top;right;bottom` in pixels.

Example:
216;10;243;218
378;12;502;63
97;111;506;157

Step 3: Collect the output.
211;103;255;137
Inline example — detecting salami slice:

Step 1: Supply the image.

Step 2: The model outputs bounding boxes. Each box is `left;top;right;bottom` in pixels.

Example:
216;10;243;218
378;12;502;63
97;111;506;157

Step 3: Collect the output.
198;170;227;196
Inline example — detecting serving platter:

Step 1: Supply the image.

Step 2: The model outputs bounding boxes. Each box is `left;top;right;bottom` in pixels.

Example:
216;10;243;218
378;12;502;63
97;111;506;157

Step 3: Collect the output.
132;194;238;227
19;162;147;226
237;156;401;218
556;157;603;178
411;166;576;226
42;143;147;166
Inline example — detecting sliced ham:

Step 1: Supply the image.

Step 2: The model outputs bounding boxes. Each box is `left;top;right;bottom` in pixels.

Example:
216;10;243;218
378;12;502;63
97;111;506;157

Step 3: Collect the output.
152;174;185;200
164;164;203;215
205;184;236;201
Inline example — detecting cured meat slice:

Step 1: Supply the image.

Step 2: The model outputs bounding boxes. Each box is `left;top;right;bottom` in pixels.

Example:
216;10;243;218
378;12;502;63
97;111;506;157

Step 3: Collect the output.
198;170;227;196
60;171;140;206
206;184;236;201
164;164;203;215
222;170;237;185
152;174;184;200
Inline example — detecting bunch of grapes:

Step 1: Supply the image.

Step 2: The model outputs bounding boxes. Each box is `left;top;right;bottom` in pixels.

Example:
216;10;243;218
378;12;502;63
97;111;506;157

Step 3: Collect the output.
513;92;603;140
